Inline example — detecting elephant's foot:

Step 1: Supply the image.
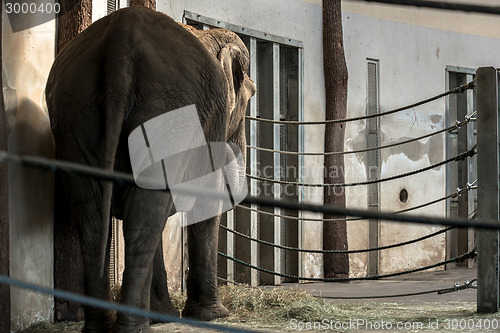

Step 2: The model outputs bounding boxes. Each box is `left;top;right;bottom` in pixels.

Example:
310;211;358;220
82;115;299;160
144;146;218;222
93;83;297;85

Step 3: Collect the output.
82;313;116;333
113;319;150;333
182;300;229;321
114;312;152;333
150;297;180;323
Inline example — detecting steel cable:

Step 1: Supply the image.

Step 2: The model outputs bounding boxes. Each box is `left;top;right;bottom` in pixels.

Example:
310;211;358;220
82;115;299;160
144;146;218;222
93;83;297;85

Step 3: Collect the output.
247;145;476;187
315;279;477;300
245;80;474;125
349;0;500;16
220;224;454;254
0;275;259;333
235;180;474;222
218;249;476;282
1;150;497;230
247;112;475;156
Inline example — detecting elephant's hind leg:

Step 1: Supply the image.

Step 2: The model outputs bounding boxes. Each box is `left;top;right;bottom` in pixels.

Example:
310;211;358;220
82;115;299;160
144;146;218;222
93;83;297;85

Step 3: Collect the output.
115;188;173;333
150;241;180;320
63;176;115;333
182;215;229;321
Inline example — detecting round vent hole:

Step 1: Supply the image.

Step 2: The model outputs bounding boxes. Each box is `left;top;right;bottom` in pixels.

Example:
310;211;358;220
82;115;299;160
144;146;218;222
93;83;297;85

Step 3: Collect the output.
399;189;408;204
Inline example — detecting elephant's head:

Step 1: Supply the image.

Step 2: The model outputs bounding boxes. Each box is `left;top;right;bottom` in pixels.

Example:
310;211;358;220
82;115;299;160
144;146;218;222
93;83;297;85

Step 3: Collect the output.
181;25;256;198
181;24;256;150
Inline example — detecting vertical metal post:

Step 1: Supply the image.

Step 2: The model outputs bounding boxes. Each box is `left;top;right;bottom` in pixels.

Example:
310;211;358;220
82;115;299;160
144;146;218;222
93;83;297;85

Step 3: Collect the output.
466;73;477;268
456;74;470;266
445;70;454;267
181;214;187;292
477;66;500;313
249;37;259;287
297;48;305;280
226;211;235;283
367;60;380;276
273;43;282;285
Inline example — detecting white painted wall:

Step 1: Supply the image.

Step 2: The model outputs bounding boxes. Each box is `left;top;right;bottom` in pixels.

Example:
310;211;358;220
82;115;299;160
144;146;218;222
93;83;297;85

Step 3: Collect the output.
342;11;500;275
2;10;56;332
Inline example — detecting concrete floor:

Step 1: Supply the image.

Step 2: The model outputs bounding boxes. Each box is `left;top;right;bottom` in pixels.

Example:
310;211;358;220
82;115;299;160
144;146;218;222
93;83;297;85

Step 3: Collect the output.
21;268;481;332
281;267;477;305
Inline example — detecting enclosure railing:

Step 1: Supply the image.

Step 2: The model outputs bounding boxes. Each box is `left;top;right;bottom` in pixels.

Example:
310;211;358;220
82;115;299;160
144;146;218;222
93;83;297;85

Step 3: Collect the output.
0;69;497;332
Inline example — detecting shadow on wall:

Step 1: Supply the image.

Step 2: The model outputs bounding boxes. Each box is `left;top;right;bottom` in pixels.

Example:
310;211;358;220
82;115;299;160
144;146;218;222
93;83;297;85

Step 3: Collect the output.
8;97;55;331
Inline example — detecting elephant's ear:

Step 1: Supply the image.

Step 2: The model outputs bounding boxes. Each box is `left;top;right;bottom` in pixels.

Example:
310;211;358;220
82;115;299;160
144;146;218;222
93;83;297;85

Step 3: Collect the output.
218;43;246;114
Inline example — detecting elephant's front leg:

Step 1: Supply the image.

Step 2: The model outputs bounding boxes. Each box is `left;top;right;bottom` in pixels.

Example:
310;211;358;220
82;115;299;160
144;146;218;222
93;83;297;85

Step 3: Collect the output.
150;241;180;319
182;215;229;321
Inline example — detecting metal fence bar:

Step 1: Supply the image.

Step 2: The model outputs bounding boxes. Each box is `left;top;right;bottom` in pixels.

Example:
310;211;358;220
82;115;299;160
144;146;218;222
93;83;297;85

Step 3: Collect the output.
249;37;259;287
476;66;500;313
227;210;235;284
297;47;305;280
272;42;282;285
466;72;477;268
2;150;499;229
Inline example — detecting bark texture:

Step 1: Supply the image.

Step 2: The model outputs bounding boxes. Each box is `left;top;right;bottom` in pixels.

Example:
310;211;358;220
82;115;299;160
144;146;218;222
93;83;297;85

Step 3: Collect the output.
54;0;92;321
57;0;92;53
0;14;11;331
129;0;156;10
322;0;350;279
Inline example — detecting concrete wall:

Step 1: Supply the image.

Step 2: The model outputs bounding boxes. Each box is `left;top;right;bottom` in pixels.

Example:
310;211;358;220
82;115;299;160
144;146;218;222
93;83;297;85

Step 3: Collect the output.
2;9;56;332
342;10;500;275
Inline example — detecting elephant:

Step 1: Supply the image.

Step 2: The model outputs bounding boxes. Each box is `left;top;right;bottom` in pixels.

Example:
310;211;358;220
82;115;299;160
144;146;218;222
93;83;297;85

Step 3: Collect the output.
46;6;255;333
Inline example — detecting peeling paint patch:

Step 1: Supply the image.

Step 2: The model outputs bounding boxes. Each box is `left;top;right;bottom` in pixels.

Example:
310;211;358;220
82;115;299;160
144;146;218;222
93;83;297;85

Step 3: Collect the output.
303;253;322;278
381;133;444;166
2;70;18;128
430;114;442;124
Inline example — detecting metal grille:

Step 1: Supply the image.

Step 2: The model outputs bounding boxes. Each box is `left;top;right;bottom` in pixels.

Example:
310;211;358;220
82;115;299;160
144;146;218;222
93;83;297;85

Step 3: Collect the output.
109;218;116;284
107;0;117;14
182;14;304;285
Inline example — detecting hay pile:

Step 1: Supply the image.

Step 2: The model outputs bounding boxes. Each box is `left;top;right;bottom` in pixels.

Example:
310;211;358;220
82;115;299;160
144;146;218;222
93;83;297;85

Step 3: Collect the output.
215;285;339;326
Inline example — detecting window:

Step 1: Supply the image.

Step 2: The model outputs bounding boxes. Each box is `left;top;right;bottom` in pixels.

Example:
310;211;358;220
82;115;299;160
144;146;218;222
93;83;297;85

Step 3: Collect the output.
107;0;117;14
446;66;477;267
184;12;304;285
366;59;380;276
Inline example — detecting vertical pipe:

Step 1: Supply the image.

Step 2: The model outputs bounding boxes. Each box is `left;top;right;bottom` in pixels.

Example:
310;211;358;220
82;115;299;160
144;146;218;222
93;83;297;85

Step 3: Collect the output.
273;43;282;285
297;48;305;280
226;212;234;283
445;70;452;267
366;60;380;276
476;66;500;313
249;37;259;286
456;74;469;266
466;73;476;268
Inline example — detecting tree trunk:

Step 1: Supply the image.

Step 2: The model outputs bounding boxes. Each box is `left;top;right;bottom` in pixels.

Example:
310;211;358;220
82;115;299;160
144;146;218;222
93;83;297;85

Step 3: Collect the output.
0;13;11;331
54;0;92;321
322;0;349;279
57;0;92;53
129;0;156;10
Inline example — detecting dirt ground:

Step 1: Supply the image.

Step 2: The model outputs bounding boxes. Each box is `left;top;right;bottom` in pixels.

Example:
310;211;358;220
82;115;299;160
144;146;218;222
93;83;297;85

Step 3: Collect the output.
20;268;500;333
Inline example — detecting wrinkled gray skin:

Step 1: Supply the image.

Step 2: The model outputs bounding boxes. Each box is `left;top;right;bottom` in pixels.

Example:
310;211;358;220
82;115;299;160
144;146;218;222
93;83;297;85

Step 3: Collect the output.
46;7;255;333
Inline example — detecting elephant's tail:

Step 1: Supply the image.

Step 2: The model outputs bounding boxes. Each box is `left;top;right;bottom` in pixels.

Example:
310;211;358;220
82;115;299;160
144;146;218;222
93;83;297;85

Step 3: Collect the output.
96;62;133;278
